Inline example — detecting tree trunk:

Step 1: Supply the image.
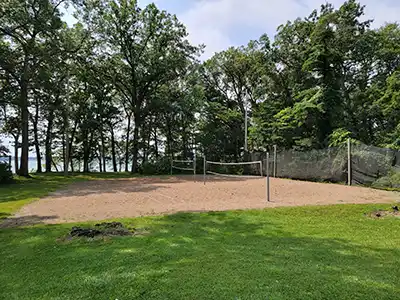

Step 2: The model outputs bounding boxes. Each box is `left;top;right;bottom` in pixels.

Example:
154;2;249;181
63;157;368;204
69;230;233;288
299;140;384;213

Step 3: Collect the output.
31;102;42;173
131;110;140;173
19;72;30;177
131;124;139;173
83;130;90;173
68;120;78;172
70;158;74;173
154;127;158;159
98;149;103;173
125;113;131;172
51;159;59;172
110;125;117;172
45;110;54;172
100;128;106;172
62;133;66;172
166;117;172;158
14;136;19;174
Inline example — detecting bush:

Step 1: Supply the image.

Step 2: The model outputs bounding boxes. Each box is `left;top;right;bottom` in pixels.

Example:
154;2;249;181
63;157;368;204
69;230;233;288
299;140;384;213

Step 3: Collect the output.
0;163;13;184
141;157;171;175
372;171;400;190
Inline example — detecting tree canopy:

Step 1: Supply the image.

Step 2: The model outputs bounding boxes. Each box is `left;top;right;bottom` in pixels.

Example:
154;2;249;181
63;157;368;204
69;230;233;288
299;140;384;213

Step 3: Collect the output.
1;0;399;175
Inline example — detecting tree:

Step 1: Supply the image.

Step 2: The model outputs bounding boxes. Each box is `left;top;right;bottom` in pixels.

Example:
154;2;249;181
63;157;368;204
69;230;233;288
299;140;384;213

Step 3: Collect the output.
0;0;66;176
78;0;200;172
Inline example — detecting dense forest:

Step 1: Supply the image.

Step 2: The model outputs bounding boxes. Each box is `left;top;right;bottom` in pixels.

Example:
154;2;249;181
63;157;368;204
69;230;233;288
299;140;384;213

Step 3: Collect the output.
1;0;400;176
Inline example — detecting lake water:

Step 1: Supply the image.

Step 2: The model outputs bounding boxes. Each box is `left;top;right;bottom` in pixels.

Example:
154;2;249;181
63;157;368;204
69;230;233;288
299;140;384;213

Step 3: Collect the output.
3;157;117;173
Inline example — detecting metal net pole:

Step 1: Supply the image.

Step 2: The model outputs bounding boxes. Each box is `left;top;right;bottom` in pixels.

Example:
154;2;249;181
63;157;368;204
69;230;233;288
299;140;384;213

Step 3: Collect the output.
266;152;270;202
273;145;277;177
203;156;206;185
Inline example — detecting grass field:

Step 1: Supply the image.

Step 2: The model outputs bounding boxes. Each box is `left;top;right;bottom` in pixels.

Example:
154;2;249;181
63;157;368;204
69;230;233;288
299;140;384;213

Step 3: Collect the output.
1;174;400;299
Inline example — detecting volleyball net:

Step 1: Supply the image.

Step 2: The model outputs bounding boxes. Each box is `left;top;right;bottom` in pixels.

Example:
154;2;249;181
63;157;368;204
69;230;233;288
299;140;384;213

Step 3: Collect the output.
205;160;263;178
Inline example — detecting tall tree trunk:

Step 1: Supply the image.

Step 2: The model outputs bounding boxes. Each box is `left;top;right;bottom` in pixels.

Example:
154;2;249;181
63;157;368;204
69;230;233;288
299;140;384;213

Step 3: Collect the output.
45;110;54;172
131;123;139;173
131;109;140;173
83;130;90;173
13;135;19;174
51;159;59;172
68;120;78;172
19;70;30;177
110;125;117;172
125;113;131;172
100;127;106;172
98;149;103;172
70;158;74;173
154;127;158;159
31;100;42;173
145;121;152;162
62;133;66;172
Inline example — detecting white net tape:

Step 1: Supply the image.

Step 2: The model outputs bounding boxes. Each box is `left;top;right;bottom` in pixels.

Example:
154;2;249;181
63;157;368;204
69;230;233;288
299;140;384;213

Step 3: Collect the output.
173;160;194;164
172;166;194;171
205;160;263;178
171;160;195;173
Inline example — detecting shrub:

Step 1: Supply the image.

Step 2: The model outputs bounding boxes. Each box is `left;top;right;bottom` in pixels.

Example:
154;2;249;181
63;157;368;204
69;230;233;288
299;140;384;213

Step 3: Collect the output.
0;163;13;184
372;171;400;190
141;157;171;175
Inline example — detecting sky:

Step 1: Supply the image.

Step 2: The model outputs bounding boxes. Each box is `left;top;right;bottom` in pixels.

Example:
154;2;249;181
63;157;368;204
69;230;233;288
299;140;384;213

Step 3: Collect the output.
2;0;400;154
135;0;400;59
60;0;400;60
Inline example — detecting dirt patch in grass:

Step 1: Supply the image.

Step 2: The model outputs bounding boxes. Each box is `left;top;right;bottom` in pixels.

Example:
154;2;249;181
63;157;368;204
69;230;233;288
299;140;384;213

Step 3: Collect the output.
68;222;134;239
366;206;400;218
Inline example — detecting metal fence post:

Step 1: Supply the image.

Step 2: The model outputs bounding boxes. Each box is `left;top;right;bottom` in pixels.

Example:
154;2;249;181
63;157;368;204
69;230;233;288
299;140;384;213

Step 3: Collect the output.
203;155;206;185
348;138;352;186
266;152;270;202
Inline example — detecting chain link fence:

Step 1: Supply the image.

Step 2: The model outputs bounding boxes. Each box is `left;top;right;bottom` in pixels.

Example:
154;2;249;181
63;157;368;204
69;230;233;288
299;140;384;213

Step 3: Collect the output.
251;141;400;187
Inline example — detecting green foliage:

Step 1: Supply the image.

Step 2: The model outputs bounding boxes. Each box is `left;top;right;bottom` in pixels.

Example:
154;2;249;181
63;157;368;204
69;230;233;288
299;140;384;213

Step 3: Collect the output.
328;128;352;147
0;163;13;184
141;157;171;175
2;0;400;181
372;171;400;190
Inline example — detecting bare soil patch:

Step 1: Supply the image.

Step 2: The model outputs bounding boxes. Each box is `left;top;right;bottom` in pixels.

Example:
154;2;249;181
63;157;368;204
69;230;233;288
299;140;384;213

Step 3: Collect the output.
366;206;400;218
8;176;400;225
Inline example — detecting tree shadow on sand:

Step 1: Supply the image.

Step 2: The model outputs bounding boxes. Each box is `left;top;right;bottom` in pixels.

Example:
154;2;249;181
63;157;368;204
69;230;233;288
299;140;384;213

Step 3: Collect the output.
44;175;264;198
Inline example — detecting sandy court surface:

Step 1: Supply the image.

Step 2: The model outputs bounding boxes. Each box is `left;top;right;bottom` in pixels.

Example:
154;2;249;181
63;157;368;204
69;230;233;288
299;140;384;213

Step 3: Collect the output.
8;175;400;225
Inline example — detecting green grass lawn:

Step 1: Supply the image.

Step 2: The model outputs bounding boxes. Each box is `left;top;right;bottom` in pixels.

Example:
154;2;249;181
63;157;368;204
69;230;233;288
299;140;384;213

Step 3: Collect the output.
0;172;136;219
1;204;400;300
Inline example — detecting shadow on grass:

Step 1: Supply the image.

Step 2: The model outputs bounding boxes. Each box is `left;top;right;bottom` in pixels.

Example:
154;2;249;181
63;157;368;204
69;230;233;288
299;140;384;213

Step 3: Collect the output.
0;210;399;299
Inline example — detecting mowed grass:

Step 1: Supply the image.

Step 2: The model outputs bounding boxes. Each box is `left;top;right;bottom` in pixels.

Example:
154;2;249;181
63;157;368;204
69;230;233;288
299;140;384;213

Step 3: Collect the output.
1;204;400;299
0;172;136;219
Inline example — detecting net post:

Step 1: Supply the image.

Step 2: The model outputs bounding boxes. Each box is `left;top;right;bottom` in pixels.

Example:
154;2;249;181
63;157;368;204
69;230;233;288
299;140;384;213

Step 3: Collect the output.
273;145;277;177
266;152;270;202
244;106;248;152
259;161;263;177
347;138;351;186
203;156;206;185
170;158;173;176
193;155;196;182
